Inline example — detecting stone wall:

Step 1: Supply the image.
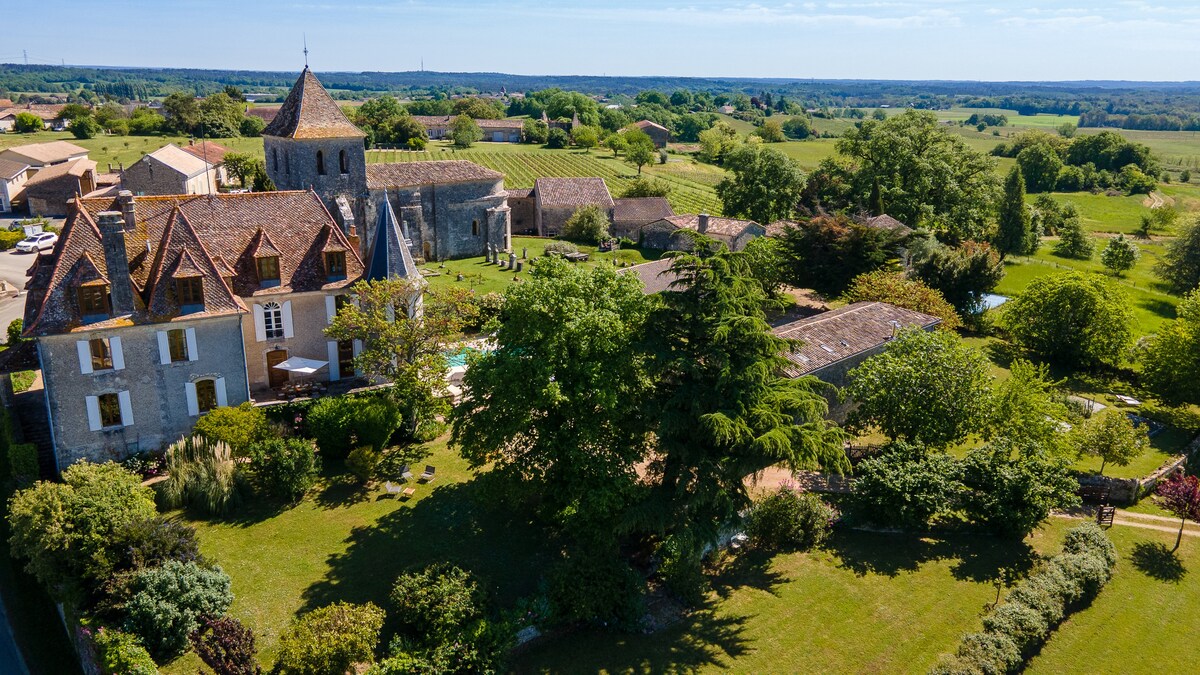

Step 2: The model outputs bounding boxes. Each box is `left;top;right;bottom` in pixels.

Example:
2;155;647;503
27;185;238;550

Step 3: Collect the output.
242;290;349;395
1075;448;1191;505
39;314;249;470
121;157;218;196
364;178;510;261
265;136;368;222
509;195;537;234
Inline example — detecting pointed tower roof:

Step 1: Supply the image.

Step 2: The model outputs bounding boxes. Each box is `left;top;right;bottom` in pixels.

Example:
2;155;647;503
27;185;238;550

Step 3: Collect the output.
263;67;366;140
365;196;421;283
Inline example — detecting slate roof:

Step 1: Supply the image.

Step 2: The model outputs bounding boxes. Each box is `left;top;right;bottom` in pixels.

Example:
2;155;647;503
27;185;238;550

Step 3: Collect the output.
366;160;502;189
618;258;682;295
0;158;29;181
772;301;942;377
180;141;231;166
24;190;364;336
263;68;366;140
613;197;673;224
660;214;759;238
365;195;422;282
142;144;212;178
534;177;614;209
0;140;88;166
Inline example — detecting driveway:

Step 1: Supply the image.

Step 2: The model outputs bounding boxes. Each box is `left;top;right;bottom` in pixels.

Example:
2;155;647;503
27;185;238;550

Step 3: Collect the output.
0;216;62;344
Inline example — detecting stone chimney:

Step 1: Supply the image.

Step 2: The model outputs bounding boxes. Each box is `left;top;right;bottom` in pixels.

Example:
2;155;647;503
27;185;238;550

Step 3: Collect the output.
97;211;135;315
118;189;136;230
698;213;709;234
347;223;360;253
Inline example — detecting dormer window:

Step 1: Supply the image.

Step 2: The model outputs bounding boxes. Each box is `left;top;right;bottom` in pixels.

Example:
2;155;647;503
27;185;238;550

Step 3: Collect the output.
316;150;326;175
257;256;280;287
175;276;204;310
325;251;346;280
78;285;110;319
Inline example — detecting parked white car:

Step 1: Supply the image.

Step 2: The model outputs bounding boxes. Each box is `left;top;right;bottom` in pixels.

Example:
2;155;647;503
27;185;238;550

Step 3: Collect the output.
15;232;58;253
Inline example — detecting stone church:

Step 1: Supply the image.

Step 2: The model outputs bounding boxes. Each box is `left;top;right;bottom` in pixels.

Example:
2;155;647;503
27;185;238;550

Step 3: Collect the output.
263;68;511;262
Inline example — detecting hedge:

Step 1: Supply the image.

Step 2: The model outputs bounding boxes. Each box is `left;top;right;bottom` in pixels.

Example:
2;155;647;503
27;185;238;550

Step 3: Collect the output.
931;523;1117;674
0;231;25;250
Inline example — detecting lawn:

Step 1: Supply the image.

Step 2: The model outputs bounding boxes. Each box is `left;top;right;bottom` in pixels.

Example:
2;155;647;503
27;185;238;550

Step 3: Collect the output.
160;436;554;674
420;236;660;295
515;517;1199;674
0;130;263;170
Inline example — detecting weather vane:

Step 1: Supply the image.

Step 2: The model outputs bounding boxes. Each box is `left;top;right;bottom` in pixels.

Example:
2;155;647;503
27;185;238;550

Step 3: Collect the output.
303;34;309;68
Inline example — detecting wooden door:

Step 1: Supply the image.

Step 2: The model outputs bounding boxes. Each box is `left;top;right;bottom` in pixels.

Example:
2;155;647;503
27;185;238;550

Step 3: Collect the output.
266;349;289;388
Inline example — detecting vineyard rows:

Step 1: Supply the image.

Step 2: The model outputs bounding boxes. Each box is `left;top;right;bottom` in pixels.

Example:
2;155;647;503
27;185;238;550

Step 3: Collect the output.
367;149;723;215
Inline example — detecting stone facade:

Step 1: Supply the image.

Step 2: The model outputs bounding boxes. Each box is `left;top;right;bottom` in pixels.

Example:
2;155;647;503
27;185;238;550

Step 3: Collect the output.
265;135;369;226
37;315;249;470
241;290;357;397
363;180;509;262
121;149;219;196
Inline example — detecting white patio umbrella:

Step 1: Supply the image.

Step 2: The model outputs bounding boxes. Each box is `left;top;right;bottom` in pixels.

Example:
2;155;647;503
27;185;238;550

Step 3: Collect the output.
271;356;329;375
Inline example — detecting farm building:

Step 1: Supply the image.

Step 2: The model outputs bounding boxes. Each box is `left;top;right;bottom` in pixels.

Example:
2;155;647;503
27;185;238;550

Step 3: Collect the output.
612;197;674;240
772;301;942;421
632;120;670;148
0;140;88;169
121;143;223;196
0;104;70;132
642;213;764;251
410;115;525;143
0;158;30;212
23;158;97;217
533;177;614;237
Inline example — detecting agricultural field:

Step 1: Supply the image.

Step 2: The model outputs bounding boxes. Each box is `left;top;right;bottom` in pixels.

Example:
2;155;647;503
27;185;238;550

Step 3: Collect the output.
368;141;724;215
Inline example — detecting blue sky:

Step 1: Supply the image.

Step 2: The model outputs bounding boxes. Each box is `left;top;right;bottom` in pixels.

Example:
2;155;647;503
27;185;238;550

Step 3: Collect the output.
5;1;1200;81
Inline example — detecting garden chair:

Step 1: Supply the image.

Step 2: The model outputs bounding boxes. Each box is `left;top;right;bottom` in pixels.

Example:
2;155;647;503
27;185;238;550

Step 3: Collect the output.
400;465;414;481
420;465;436;482
384;481;403;496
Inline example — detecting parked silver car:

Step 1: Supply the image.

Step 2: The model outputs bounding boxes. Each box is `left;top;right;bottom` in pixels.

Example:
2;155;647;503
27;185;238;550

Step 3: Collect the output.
15;232;58;253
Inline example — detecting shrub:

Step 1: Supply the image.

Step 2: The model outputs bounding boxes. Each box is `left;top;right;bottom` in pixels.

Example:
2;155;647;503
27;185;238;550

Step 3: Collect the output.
192;402;272;454
1007;572;1067;626
123;560;233;660
851;444;962;529
8;441;38;486
346;446;381;483
561;204;610;244
0;230;26;250
275;602;385;675
1060;521;1118;567
158;436;245;516
248;438;319;502
745;487;836;550
954;631;1021;675
112;516;203;574
981;601;1047;653
353;396;403;452
543;240;579;256
305;396;357;459
959;442;1080;538
546;127;570;149
544;553;645;630
6;318;24;344
93;627;157;675
657;533;706;607
191;616;260;675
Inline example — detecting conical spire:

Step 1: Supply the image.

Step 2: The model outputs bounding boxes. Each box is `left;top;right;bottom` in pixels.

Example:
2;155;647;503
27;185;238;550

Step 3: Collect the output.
262;68;365;140
365;194;420;282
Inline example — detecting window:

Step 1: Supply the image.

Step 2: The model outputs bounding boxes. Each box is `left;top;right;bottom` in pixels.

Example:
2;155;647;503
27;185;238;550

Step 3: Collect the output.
176;276;204;307
272;148;279;172
78;285;109;316
256;256;280;285
98;393;122;428
335;294;351;312
89;338;112;370
338;339;355;376
472;220;479;236
195;379;218;414
316;150;326;175
168;328;188;362
325;251;346;279
263;301;284;339
339;149;349;174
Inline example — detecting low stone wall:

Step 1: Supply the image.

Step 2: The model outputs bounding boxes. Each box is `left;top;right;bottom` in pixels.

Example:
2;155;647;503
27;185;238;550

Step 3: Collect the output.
1075;452;1190;505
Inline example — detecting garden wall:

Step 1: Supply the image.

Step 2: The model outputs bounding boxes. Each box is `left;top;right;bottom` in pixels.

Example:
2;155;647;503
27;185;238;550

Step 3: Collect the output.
1074;451;1190;505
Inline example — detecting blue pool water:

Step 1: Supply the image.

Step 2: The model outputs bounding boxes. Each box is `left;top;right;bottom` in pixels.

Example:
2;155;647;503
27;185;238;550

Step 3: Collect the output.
445;348;479;368
980;293;1009;310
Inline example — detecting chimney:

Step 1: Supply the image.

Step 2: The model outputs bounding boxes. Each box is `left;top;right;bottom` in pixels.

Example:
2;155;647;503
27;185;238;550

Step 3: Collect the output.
118;189;136;230
698;213;709;234
347;223;360;253
97;211;135;315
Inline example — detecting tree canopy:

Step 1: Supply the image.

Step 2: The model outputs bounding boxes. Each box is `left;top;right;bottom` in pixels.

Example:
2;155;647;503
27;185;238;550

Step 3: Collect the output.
716;144;806;226
1000;272;1134;369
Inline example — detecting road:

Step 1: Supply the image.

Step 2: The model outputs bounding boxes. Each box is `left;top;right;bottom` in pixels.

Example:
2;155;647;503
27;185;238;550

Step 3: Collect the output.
0;216;63;344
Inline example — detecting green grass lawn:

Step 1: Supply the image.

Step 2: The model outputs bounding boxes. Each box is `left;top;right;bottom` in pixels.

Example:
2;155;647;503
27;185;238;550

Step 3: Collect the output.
0;130;264;170
420;236;659;295
160;436;554;674
1069;425;1190;479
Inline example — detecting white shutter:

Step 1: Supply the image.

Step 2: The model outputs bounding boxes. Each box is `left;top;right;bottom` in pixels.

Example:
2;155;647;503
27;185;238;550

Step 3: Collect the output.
325;295;336;324
185;382;199;416
77;341;93;374
253;304;266;342
157;331;171;364
185;328;199;362
282;300;294;338
353;340;363;376
327;341;340;381
118;391;133;426
85;395;102;431
215;377;228;407
110;337;124;371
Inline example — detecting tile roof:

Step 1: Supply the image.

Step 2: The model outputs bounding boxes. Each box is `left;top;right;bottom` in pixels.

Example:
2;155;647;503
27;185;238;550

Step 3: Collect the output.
263;68;365;140
246;107;279;123
0;157;28;181
618;257;682;294
366;160;502;189
409;115;524;130
634;119;669;133
0;140;88;166
506;187;533;199
24;190;365;336
180;141;231;166
143;144;213;178
23;159;95;206
863;214;913;234
772;301;942;377
534;177;614;209
766;220;800;237
613;197;673;224
660;214;759;238
0;104;67;121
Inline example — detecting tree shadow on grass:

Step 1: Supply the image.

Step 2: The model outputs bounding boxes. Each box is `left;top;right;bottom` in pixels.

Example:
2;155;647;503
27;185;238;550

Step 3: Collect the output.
300;473;555;614
825;529;1039;584
312;474;371;509
709;549;788;600
514;602;751;675
1131;541;1187;583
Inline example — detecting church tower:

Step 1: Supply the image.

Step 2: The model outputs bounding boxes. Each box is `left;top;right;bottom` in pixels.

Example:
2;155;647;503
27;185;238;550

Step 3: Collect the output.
262;68;367;231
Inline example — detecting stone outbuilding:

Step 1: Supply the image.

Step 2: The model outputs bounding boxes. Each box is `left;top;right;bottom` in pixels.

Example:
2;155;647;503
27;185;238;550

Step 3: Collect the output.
121;143;222;196
23;158;97;217
533;177;614;237
633;119;670;148
611;197;674;240
642;213;764;251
